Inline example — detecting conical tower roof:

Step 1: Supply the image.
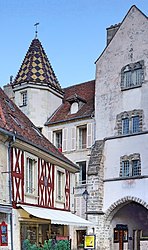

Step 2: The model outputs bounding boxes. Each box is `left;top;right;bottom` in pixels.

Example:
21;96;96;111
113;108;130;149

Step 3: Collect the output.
13;38;63;93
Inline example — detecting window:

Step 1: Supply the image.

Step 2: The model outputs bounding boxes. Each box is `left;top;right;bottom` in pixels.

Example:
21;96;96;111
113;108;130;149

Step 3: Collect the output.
122;160;130;177
121;60;144;90
77;161;86;185
57;170;64;201
114;225;128;243
116;110;143;135
120;154;141;177
122;118;129;134
71;102;79;114
21;91;27;106
132;116;139;133
26;158;36;194
78;125;87;149
54;130;62;151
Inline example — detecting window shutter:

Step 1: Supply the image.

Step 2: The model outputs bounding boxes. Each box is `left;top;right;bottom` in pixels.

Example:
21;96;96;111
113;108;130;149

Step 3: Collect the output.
63;128;68;152
87;123;93;148
48;130;53;143
71;127;76;150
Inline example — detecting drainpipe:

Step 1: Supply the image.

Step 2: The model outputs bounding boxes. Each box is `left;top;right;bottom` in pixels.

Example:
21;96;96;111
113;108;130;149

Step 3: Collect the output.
8;135;15;250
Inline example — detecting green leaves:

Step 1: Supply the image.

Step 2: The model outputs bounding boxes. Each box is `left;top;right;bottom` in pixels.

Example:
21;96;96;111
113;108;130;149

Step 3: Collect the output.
23;239;70;250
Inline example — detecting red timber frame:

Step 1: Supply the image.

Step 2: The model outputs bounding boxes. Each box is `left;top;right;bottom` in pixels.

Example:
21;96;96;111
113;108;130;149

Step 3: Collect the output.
11;148;24;205
65;170;70;210
38;159;55;207
11;147;70;211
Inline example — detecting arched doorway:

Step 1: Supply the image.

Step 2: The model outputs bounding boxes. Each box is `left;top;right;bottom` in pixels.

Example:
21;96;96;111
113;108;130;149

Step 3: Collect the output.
110;201;148;250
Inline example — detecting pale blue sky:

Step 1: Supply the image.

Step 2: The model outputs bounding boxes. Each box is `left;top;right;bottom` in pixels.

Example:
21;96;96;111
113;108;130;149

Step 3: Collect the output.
0;0;147;88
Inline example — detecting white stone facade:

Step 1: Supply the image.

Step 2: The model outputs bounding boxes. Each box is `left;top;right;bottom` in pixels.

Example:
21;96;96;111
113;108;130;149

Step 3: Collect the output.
90;5;148;250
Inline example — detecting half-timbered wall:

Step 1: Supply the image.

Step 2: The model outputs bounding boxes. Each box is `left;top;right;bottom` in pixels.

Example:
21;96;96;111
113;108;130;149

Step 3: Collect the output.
11;148;24;205
11;147;70;210
38;159;55;207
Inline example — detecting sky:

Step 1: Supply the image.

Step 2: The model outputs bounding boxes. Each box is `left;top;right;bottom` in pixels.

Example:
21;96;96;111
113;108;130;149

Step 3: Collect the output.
0;0;148;88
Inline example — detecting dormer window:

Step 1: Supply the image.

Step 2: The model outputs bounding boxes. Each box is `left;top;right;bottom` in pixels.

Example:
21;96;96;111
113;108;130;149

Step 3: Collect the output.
66;94;86;115
70;102;79;114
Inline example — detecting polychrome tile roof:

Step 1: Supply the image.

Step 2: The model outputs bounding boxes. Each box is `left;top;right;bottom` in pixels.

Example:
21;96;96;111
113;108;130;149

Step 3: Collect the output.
13;39;63;93
46;80;95;125
0;88;77;169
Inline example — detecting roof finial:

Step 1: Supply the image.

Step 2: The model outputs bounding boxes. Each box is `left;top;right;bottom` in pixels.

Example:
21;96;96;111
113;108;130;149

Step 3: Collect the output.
34;22;39;38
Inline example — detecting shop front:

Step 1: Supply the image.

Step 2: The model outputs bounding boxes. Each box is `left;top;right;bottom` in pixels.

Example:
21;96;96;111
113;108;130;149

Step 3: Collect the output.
17;204;92;249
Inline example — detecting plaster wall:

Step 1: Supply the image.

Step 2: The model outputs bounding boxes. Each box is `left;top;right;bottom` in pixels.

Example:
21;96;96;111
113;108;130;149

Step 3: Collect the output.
14;86;62;128
0;141;9;204
103;134;148;210
95;6;148;140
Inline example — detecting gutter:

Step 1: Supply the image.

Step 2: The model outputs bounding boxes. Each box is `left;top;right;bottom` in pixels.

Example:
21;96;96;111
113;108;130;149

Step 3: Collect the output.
0;128;79;171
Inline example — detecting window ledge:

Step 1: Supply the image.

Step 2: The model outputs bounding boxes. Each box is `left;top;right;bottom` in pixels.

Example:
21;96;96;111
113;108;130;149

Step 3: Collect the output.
19;104;27;107
25;193;38;198
121;84;142;91
55;199;65;204
104;175;148;182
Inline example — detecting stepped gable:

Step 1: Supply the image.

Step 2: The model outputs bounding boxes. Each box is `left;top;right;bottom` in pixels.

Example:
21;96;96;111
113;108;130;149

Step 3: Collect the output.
46;80;95;124
13;38;63;93
0;88;76;168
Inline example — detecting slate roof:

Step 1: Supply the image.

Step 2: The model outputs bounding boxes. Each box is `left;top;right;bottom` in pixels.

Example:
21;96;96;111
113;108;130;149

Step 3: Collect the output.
13;38;63;94
46;80;95;125
0;88;77;169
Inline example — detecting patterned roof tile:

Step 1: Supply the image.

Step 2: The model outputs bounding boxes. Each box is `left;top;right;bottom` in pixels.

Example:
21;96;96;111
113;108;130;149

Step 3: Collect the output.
13;39;63;93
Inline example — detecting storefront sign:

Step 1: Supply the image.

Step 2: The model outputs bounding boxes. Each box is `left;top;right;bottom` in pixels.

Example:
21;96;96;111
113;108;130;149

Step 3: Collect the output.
84;235;95;249
56;236;69;240
0;221;8;246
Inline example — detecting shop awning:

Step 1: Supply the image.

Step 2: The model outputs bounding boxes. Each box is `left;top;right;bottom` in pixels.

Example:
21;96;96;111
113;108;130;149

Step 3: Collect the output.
18;204;92;226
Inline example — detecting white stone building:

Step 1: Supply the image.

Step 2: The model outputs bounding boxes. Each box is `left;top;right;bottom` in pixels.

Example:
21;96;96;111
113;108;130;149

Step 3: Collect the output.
86;5;148;250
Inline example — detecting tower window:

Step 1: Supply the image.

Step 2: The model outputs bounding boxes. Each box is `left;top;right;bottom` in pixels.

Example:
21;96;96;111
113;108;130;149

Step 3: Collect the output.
21;91;27;106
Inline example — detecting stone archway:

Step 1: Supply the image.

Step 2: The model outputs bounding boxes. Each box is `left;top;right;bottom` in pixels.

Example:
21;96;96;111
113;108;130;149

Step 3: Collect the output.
103;196;148;250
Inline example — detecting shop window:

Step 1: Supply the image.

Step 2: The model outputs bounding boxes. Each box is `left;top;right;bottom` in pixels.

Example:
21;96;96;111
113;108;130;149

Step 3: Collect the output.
77;230;86;249
77;161;86;185
21;223;49;247
78;125;87;149
54;130;62;152
120;154;141;177
121;60;144;90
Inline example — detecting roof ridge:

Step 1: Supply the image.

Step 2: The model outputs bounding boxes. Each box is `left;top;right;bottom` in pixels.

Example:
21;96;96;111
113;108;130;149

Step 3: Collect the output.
63;79;95;90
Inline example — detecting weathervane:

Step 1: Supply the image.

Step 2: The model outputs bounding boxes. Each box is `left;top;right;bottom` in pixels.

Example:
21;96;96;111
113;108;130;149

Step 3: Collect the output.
34;22;39;38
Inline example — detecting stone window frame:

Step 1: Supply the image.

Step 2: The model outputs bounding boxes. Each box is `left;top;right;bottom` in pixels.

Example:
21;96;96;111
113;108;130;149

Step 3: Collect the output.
116;109;143;135
120;153;141;177
121;60;144;90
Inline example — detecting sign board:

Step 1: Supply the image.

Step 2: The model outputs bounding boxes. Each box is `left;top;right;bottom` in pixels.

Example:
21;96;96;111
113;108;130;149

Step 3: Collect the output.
0;221;8;246
84;235;95;249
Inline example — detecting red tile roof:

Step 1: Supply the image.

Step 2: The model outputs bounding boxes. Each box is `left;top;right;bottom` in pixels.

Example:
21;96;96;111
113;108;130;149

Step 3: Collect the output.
0;88;77;169
46;80;95;125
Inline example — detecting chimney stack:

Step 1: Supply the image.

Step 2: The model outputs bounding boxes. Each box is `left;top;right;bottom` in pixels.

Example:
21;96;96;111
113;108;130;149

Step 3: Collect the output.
106;23;121;45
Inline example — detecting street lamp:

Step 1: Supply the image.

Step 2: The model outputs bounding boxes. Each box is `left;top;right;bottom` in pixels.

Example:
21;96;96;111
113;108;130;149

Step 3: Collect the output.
82;189;89;220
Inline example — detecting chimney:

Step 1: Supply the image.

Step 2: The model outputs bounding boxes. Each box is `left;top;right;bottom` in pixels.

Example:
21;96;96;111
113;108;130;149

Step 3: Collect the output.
106;23;121;45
